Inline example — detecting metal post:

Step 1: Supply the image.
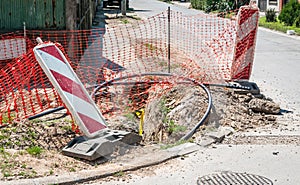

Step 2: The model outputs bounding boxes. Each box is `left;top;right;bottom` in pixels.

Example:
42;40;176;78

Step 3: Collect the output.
89;0;93;28
168;7;171;73
23;22;27;52
121;0;126;16
23;22;26;38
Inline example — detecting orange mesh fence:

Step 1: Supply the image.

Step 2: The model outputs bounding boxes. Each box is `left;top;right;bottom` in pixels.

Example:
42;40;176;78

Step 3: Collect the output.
0;6;259;125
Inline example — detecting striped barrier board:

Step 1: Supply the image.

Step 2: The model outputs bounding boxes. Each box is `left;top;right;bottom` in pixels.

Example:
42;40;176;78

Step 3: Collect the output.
231;5;259;80
33;42;107;138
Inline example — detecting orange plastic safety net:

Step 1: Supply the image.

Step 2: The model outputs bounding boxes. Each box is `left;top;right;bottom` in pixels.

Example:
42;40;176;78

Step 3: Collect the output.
0;7;259;124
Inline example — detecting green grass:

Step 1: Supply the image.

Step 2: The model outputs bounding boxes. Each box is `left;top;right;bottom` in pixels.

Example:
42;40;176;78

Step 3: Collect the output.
0;147;10;159
127;15;141;20
123;112;136;122
69;167;76;172
144;43;157;51
26;146;43;157
113;171;125;177
259;16;300;35
160;139;193;150
121;19;130;24
1;113;15;123
168;120;187;133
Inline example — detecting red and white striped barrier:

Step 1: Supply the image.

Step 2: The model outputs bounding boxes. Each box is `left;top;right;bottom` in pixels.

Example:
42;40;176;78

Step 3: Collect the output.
33;42;107;138
231;5;259;80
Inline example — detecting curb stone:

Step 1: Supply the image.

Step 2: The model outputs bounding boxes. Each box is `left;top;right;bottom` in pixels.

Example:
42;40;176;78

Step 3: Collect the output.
1;143;200;185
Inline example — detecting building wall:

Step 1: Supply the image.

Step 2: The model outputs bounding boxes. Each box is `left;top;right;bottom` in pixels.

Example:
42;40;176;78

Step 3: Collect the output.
0;0;98;31
0;0;66;31
66;0;77;30
258;0;300;12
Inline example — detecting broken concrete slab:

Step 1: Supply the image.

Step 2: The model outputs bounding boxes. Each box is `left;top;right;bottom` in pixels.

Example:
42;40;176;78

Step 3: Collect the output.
196;136;216;147
166;142;201;156
62;129;142;161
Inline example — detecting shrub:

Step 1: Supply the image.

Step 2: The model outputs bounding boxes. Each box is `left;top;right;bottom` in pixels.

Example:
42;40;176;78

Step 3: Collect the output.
278;0;300;26
191;0;207;10
265;8;277;22
259;16;300;35
205;0;221;13
191;0;249;13
294;15;300;27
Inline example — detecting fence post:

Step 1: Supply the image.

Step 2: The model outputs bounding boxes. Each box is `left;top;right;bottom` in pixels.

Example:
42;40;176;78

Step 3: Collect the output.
168;7;171;73
121;0;126;16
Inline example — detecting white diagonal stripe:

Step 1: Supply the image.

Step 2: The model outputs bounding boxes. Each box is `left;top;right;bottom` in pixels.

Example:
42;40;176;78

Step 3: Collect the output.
36;49;77;82
64;92;106;126
237;10;259;41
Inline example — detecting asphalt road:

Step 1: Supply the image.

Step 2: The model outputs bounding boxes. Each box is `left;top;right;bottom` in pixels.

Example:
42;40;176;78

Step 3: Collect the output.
130;0;200;18
251;28;300;115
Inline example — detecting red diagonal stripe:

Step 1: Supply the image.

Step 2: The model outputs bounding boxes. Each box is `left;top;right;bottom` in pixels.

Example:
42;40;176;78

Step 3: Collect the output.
234;29;256;60
239;9;258;25
38;45;66;63
50;70;91;103
78;112;107;133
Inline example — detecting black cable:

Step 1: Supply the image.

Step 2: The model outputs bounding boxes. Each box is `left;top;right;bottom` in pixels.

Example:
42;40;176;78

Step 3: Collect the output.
92;72;213;141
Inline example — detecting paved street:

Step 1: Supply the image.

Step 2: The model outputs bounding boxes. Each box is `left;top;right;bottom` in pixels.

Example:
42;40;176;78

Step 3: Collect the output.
251;28;300;115
130;0;200;18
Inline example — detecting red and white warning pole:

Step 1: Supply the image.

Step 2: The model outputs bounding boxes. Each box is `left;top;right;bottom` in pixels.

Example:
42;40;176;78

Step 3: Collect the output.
33;38;107;138
231;4;259;80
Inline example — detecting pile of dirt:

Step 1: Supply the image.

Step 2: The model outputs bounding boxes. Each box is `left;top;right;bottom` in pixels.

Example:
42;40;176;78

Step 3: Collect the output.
106;83;281;145
211;86;280;131
142;84;209;143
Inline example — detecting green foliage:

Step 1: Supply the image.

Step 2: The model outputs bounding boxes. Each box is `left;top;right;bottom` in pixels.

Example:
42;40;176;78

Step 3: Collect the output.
259;16;300;35
1;113;15;123
205;0;234;13
114;171;125;177
265;8;277;22
0;147;10;158
278;0;300;27
123;111;136;122
167;120;187;133
121;19;129;24
191;0;249;13
191;0;207;10
49;169;54;175
158;99;187;134
69;167;76;172
26;146;43;156
160;139;193;150
205;0;220;13
294;15;300;27
144;43;157;51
